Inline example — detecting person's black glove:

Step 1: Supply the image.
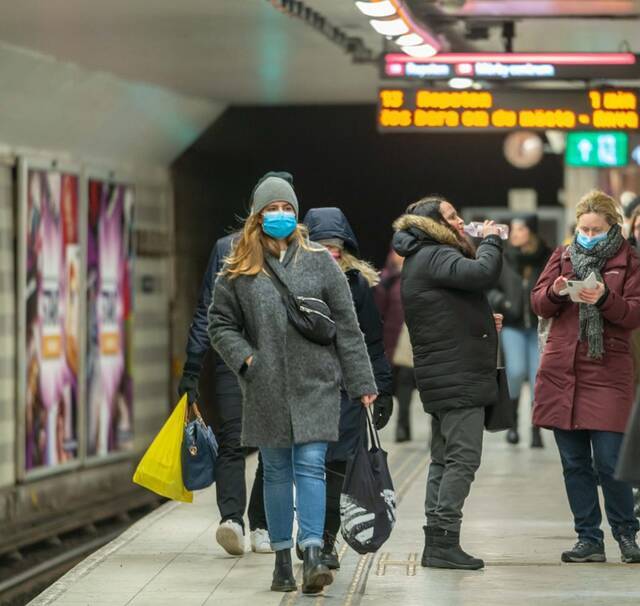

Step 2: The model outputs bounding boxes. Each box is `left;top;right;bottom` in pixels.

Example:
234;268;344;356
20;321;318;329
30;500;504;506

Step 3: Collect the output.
177;360;201;405
372;394;393;430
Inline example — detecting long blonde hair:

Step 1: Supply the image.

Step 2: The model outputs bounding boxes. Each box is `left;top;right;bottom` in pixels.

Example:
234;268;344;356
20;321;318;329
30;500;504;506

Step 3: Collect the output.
338;251;380;287
222;213;316;279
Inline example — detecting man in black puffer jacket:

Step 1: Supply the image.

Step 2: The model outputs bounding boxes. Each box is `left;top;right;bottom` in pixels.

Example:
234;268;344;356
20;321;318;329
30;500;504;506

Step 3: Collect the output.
392;196;503;570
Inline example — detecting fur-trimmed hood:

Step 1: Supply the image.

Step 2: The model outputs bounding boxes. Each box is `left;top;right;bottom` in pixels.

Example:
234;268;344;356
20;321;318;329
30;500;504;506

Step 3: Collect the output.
392;214;464;258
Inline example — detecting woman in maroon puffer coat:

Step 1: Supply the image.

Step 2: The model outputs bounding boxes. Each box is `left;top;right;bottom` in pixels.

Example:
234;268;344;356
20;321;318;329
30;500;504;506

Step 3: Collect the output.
532;190;640;565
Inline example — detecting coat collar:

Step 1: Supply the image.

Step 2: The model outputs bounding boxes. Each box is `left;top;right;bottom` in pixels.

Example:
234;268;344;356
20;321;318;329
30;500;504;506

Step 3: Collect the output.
393;214;460;248
263;239;324;283
392;214;473;259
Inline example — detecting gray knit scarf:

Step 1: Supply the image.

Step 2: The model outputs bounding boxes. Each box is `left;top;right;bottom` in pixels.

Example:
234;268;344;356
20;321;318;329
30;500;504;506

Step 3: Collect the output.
568;223;624;359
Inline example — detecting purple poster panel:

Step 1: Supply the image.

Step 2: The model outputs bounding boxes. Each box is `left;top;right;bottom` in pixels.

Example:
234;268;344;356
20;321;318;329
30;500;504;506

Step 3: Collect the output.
25;169;80;470
86;180;134;457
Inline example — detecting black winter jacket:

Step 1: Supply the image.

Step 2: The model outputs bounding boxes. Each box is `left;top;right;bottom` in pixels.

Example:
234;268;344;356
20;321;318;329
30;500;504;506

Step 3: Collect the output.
304;207;393;397
185;233;237;373
487;243;551;330
392;214;503;414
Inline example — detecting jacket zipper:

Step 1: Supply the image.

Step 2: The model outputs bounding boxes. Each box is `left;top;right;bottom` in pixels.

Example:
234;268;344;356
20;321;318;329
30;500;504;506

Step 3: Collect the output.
299;305;336;324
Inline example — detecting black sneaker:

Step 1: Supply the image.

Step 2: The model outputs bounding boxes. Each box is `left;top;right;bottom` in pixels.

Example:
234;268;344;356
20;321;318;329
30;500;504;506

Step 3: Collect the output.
618;535;640;563
506;428;519;445
561;540;606;563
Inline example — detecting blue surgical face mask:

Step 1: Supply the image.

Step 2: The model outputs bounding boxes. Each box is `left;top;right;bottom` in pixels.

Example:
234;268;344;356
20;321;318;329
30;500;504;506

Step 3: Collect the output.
262;211;297;239
576;230;608;250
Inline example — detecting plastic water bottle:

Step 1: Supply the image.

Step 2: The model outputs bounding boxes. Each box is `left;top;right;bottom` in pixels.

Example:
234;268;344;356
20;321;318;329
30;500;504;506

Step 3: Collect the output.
463;221;510;240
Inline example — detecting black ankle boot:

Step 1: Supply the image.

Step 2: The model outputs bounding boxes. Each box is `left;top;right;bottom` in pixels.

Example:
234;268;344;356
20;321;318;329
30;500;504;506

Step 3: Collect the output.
396;424;411;443
506;399;519;445
321;533;340;570
531;426;544;449
271;549;297;592
421;526;484;570
302;546;333;594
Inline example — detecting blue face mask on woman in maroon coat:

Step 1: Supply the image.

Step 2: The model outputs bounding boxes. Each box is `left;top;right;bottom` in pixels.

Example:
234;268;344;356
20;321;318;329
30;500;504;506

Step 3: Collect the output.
576;231;608;250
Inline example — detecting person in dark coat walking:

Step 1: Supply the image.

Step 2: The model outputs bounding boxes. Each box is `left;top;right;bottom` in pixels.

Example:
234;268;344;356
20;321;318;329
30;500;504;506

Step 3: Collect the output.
616;399;640;490
209;175;378;594
375;249;405;359
303;207;393;569
532;190;640;564
178;177;285;556
375;250;416;442
392;196;503;571
622;210;640;513
488;214;551;448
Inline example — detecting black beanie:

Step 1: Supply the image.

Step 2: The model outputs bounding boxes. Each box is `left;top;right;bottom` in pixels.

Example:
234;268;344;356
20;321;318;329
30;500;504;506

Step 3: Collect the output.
512;213;539;235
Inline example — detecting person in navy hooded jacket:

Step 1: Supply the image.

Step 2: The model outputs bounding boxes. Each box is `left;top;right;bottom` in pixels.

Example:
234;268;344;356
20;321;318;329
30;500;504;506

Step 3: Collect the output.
303;207;394;569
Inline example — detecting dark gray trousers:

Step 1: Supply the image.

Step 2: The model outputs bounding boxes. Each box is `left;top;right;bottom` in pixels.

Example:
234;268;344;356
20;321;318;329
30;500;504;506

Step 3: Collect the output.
425;406;485;532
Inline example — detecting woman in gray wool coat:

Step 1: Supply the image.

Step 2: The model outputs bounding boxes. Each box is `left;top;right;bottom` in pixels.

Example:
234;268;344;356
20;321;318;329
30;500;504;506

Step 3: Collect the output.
208;174;378;595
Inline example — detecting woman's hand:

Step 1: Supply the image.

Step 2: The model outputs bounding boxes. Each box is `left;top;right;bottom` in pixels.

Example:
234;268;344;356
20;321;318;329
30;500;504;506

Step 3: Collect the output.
552;276;568;296
578;282;606;305
493;313;503;333
483;220;500;237
245;355;253;367
361;394;378;408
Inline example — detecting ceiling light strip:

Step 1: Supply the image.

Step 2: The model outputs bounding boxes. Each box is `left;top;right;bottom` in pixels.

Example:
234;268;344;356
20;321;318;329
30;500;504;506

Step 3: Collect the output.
355;0;443;57
385;52;637;65
388;0;442;51
354;0;397;18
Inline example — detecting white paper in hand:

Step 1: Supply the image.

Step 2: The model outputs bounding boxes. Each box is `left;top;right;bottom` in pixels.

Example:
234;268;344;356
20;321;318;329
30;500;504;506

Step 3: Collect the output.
559;272;599;303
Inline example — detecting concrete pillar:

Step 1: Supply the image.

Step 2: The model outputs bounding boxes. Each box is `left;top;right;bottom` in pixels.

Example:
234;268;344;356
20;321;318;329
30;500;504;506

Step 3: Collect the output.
563;166;599;230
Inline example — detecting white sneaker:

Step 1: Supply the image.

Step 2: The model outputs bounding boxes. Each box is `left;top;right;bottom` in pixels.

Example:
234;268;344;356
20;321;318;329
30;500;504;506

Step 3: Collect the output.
250;528;273;554
216;520;245;556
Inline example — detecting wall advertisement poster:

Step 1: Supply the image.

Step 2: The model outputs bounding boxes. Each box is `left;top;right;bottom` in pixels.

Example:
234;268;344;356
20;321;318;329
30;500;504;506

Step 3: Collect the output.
86;180;135;457
20;162;135;476
23;168;80;471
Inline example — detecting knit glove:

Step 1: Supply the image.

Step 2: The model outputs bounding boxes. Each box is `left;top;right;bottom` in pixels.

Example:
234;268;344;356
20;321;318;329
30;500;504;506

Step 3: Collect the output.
177;360;201;405
372;394;393;430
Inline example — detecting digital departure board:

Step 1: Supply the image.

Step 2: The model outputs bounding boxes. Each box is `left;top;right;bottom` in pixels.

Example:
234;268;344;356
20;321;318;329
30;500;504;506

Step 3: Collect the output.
377;88;640;133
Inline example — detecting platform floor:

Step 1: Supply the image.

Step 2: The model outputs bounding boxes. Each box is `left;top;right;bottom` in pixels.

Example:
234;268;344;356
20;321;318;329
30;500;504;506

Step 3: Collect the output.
31;397;640;606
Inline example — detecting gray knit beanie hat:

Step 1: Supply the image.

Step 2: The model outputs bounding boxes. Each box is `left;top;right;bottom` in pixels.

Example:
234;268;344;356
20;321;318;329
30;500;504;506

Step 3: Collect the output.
251;175;299;217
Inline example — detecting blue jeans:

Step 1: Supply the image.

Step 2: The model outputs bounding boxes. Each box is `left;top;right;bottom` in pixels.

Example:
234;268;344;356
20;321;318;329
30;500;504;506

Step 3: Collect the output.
501;327;539;399
554;429;639;543
260;442;328;551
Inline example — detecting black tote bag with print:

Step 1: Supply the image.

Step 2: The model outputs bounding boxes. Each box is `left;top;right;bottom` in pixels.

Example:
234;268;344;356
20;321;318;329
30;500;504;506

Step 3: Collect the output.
340;408;396;554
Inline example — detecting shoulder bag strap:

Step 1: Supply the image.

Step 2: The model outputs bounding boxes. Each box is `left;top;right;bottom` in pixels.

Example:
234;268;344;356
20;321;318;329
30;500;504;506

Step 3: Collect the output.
263;257;293;301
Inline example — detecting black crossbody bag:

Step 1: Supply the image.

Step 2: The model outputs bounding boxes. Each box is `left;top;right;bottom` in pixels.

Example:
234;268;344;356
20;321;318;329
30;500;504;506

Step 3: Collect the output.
263;260;336;346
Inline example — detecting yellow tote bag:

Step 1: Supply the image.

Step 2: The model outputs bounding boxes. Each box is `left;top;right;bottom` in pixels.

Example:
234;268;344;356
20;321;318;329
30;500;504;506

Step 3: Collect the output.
133;395;193;503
